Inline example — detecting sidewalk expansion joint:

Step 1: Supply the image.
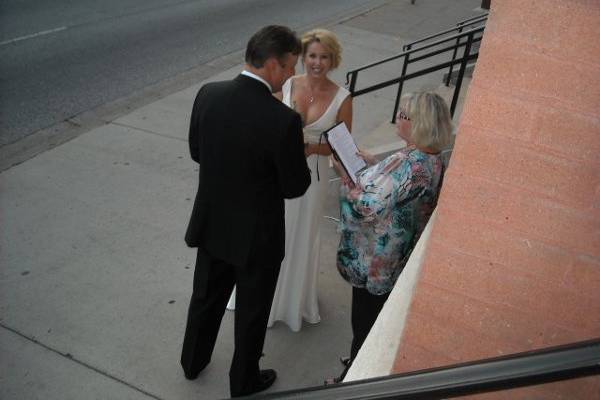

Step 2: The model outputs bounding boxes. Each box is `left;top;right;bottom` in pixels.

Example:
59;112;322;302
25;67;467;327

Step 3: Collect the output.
111;121;187;142
0;322;165;400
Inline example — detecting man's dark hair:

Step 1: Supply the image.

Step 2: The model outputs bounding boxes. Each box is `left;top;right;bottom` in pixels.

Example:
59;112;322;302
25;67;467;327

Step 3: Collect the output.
245;25;302;68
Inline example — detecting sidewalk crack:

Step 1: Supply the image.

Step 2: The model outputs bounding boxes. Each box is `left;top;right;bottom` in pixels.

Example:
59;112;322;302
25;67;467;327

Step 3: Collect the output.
0;322;164;400
111;121;186;142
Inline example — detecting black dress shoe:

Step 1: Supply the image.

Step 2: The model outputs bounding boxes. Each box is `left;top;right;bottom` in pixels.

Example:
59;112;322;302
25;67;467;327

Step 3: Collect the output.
233;369;277;397
184;371;199;380
183;364;207;380
253;369;277;393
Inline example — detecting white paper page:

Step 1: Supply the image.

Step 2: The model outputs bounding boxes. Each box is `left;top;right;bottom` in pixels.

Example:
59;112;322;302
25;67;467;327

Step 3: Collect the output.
326;122;366;184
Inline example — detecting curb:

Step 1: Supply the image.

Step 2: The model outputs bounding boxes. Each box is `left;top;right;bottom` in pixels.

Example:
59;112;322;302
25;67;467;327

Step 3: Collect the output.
0;0;393;173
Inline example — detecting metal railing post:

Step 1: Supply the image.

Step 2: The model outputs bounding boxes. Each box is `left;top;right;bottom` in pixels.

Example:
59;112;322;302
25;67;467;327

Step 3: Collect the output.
450;31;474;117
445;25;464;87
392;49;411;123
347;71;357;95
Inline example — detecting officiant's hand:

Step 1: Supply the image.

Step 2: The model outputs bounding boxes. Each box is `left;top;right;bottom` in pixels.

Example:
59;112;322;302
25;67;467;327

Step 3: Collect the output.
356;149;378;166
331;155;354;188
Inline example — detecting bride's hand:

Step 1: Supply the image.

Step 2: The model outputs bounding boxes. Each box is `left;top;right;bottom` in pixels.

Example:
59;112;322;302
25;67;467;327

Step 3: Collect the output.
304;142;313;157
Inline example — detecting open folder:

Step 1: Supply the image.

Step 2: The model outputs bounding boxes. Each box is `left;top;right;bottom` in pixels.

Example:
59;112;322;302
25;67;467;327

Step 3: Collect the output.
323;121;367;184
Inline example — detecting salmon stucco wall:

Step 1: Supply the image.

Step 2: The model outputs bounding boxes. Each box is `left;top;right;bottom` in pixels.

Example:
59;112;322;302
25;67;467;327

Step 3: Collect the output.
392;0;600;398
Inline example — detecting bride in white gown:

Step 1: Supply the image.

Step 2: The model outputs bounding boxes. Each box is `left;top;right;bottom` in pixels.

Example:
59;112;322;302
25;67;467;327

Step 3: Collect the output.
228;29;352;332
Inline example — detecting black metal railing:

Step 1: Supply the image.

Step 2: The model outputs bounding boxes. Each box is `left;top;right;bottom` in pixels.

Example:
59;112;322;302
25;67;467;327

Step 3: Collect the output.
402;13;487;52
443;13;488;87
345;14;487;122
239;338;600;399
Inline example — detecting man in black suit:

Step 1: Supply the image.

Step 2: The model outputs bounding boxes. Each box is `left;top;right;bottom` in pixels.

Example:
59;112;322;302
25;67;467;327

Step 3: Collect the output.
181;25;311;397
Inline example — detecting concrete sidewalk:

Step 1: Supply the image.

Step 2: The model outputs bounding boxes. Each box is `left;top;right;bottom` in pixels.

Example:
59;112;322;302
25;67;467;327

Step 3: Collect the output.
0;1;483;399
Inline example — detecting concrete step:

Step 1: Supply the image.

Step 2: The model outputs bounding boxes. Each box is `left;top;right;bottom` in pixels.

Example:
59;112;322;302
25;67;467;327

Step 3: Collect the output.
442;62;476;86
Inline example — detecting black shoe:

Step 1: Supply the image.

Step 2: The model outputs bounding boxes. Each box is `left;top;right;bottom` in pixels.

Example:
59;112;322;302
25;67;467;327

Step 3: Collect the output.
183;362;210;380
339;356;351;367
231;369;278;397
253;369;277;393
184;370;199;380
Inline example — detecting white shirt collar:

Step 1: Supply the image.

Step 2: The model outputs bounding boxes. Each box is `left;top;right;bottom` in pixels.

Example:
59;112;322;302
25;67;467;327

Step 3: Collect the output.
241;70;272;93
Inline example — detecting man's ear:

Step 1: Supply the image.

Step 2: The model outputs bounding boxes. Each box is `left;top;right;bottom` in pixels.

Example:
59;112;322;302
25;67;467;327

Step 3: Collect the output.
262;57;278;81
264;57;278;71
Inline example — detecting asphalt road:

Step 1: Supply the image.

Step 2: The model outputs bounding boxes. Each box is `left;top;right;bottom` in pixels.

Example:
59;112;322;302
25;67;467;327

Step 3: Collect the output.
0;0;385;147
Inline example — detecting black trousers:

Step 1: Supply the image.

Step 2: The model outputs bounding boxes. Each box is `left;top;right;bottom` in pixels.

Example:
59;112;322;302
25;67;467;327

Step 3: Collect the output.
180;246;280;397
350;286;390;361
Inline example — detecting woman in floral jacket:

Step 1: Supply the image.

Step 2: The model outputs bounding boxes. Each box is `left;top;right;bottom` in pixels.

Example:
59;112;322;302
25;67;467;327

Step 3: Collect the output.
334;92;452;380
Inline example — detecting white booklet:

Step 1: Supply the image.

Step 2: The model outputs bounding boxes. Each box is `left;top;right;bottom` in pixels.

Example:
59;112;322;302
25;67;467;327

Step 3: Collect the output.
323;121;367;184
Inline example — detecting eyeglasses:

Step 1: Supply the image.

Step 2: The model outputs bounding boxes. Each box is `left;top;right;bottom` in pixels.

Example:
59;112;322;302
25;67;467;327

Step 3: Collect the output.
397;110;410;121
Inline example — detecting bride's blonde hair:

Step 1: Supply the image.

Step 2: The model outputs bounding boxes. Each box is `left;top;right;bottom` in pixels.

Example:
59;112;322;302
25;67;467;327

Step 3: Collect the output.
301;29;342;69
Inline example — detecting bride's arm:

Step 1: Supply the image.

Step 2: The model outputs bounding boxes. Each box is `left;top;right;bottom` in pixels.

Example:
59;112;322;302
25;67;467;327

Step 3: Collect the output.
337;95;353;132
304;142;330;156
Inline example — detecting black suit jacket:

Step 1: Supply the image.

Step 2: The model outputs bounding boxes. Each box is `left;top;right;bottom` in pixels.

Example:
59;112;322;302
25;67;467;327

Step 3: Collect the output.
185;74;311;268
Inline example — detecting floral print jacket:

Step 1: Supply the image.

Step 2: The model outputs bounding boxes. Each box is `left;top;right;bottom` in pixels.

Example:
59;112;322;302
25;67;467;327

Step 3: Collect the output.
336;147;444;295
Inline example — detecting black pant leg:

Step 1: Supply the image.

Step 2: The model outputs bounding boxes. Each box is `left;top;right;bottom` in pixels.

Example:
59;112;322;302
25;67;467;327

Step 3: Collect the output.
229;259;280;397
350;286;390;361
181;247;235;378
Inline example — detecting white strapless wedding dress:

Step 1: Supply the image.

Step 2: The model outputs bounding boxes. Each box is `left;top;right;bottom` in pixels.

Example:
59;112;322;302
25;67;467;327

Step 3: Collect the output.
228;78;350;332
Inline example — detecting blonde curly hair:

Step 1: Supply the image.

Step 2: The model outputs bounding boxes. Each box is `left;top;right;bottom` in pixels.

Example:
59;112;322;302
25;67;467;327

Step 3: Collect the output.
301;29;342;69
